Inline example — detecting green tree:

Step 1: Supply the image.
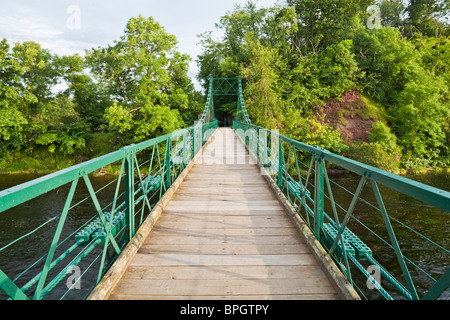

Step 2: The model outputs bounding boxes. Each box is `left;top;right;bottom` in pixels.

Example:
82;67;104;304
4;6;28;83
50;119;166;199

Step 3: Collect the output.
57;54;111;130
0;39;28;159
406;0;450;37
415;36;450;96
391;76;448;160
87;16;195;141
317;39;361;98
378;0;408;30
352;27;421;102
286;0;373;54
11;41;61;117
241;35;286;129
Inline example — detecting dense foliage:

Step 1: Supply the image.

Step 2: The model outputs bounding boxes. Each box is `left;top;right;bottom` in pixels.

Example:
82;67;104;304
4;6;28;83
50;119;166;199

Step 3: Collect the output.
197;0;450;171
0;16;203;170
1;2;449;173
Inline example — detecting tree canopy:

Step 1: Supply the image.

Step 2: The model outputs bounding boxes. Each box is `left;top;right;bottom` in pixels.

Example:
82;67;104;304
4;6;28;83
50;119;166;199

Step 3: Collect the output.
196;0;450;171
0;3;449;173
0;16;203;168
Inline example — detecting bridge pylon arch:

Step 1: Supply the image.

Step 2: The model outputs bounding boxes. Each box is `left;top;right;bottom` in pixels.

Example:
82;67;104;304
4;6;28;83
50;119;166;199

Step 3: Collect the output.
204;77;252;125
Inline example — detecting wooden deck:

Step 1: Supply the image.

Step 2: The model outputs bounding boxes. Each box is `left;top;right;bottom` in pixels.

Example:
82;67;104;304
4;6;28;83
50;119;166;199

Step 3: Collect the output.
107;128;343;300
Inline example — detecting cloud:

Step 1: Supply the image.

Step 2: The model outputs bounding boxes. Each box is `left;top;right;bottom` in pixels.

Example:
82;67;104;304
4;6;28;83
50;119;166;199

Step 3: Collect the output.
0;0;281;89
0;14;63;42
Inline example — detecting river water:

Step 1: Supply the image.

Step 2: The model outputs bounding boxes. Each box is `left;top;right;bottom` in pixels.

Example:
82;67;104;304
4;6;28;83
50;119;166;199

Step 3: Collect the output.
0;173;120;300
0;171;448;300
324;171;449;300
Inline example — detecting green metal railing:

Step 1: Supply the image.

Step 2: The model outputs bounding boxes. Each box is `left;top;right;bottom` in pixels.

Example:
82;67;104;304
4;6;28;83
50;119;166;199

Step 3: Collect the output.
0;100;218;299
1;75;449;300
233;120;449;300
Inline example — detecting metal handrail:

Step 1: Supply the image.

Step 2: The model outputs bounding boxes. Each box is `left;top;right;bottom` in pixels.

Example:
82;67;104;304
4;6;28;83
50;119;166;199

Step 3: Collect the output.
0;119;218;300
233;120;450;300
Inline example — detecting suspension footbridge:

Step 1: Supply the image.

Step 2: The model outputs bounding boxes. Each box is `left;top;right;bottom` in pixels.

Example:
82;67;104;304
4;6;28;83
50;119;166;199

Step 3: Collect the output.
0;78;448;300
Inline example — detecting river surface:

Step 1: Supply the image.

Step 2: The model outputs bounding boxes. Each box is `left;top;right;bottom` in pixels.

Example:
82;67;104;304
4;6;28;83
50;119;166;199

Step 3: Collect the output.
0;173;120;300
0;171;448;300
324;171;449;300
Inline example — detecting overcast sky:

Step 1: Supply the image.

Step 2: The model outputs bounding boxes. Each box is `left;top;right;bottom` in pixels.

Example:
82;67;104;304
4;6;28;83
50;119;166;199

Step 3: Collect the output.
0;0;280;90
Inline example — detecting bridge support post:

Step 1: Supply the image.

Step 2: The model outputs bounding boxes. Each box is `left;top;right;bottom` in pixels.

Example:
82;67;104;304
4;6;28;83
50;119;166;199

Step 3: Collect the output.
314;155;325;241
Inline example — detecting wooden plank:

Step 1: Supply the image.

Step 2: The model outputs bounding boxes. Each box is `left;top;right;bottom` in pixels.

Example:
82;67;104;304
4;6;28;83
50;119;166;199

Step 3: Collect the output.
149;226;299;236
109;293;340;300
194;158;257;165
166;200;281;207
198;149;250;153
165;201;283;208
185;174;264;179
130;253;317;267
154;216;294;229
181;180;269;186
142;235;303;245
163;206;284;212
189;168;261;173
188;172;263;177
175;186;272;194
199;153;250;157
172;193;277;201
122;265;326;280
191;163;257;168
189;166;260;171
156;213;292;222
180;183;269;188
181;180;268;186
139;243;310;255
185;175;265;180
200;149;249;153
111;278;336;296
189;172;261;176
161;208;287;216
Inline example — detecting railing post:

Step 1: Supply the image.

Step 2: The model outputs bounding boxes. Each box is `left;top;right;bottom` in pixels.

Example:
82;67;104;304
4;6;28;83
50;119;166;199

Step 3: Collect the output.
183;130;188;167
191;126;195;160
165;137;171;190
278;137;283;189
259;128;267;166
314;154;325;241
124;148;135;241
193;123;201;156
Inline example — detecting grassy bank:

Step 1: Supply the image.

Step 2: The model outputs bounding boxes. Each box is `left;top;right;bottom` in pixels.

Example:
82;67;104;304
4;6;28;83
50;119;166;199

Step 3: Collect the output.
0;130;447;177
0;132;125;176
1;148;448;177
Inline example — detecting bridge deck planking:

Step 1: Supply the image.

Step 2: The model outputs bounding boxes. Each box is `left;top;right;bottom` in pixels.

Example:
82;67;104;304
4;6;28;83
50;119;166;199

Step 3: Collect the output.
109;128;340;300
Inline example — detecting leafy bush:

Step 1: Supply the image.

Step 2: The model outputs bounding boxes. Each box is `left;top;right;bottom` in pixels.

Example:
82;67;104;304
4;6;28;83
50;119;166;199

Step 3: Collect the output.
348;141;401;172
285;110;349;154
369;121;400;153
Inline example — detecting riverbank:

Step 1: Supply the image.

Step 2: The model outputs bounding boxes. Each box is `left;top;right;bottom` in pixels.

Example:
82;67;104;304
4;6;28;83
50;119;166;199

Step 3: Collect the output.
1;152;448;179
0;132;124;176
0;158;123;177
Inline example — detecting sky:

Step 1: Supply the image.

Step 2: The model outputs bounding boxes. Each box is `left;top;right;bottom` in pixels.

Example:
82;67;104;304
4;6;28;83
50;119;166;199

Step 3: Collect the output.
0;0;281;90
